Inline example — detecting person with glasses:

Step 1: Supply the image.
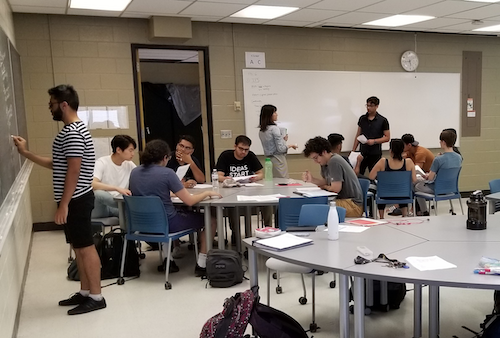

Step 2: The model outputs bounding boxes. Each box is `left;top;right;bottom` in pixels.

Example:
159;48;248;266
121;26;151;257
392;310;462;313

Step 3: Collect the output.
166;135;205;188
352;96;390;176
303;136;364;217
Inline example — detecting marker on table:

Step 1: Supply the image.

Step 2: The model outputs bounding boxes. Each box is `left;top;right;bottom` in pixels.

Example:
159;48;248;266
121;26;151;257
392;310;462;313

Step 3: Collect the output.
474;268;500;275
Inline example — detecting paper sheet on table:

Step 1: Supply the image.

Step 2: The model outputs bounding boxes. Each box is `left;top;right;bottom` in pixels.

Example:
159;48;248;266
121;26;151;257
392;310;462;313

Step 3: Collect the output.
232;175;258;182
191;184;213;189
405;256;457;271
338;225;371;233
348;151;361;168
175;164;190;180
237;194;286;202
295;187;337;197
357;134;368;144
243;182;264;187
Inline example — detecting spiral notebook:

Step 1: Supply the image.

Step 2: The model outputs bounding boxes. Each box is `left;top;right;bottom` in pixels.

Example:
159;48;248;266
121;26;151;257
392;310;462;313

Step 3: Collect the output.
253;233;313;251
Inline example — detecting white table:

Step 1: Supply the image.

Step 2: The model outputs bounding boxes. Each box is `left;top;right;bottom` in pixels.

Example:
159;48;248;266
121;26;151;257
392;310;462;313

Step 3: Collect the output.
485;191;500;214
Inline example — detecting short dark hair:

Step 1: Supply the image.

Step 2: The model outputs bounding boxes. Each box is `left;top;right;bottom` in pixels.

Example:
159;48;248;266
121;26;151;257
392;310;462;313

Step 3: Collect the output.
303;136;331;157
366;96;379;106
178;135;196;149
235;135;251;147
259;104;277;132
140;139;170;165
440;130;457;148
111;135;137;153
401;133;415;145
48;84;79;111
390;139;404;161
443;128;457;135
327;133;344;150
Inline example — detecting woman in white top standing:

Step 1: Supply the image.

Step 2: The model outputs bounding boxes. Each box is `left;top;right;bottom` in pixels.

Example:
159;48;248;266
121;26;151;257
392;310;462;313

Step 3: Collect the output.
258;104;297;178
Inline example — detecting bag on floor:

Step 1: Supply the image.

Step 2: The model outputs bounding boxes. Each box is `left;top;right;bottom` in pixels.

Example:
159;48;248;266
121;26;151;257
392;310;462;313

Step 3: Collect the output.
206;249;243;288
99;228;140;280
67;231;102;281
350;280;406;311
200;287;257;338
249;302;309;338
454;312;500;338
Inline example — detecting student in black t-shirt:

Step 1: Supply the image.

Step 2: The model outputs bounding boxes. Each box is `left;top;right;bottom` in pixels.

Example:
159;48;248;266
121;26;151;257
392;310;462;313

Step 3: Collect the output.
352;96;390;176
215;135;264;181
166;135;205;188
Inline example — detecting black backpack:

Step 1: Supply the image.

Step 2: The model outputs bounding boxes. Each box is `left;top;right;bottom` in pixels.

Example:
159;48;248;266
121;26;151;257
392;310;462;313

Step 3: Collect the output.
249;301;310;338
206;249;243;288
350;280;407;311
454;313;500;338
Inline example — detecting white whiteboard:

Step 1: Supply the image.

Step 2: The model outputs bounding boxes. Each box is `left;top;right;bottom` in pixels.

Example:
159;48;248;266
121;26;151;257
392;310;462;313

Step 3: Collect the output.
243;69;460;156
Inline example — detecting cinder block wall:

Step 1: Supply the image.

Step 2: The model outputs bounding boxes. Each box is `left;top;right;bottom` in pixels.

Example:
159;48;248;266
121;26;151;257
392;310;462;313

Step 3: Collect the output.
14;13;500;222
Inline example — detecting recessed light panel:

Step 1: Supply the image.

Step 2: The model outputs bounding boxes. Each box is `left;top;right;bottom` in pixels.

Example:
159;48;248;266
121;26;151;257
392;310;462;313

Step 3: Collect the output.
230;5;299;20
70;0;132;11
465;0;500;3
363;15;435;27
474;24;500;31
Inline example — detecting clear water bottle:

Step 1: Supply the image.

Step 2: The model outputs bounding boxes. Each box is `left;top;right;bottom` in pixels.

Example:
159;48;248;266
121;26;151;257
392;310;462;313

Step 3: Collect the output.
265;158;273;181
211;169;219;190
327;200;339;241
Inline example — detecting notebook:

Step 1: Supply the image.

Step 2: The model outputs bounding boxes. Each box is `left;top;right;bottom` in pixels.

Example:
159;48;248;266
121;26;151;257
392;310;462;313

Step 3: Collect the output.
253;233;313;251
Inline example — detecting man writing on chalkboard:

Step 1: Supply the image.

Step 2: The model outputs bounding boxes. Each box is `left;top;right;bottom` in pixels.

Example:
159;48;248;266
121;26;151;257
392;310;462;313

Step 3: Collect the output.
352;96;390;175
12;85;106;315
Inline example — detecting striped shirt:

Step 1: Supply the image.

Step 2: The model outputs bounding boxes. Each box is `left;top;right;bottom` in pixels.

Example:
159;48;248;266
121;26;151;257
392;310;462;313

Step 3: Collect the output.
52;121;95;202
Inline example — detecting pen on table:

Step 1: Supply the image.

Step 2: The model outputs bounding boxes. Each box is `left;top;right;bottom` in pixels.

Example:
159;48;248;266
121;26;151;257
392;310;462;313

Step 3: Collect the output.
474;268;500;275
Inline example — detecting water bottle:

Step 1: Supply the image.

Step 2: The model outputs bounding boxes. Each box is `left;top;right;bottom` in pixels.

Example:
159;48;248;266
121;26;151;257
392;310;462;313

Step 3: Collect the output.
211;169;219;190
265;158;273;181
327;200;339;241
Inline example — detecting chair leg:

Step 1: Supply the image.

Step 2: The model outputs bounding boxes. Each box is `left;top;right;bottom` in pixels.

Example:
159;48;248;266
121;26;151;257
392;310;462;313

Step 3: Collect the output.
194;232;199;260
301;274;307;299
267;268;271;306
68;244;73;263
434;201;438;216
312;273;316;328
119;238;128;279
164;239;172;290
459;198;465;215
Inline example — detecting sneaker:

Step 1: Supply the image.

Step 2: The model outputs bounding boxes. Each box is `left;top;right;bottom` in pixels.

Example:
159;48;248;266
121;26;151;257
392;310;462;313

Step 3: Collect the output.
387;205;397;213
172;246;184;259
67;297;106;315
194;264;207;277
158;259;180;273
388;208;403;216
59;293;87;306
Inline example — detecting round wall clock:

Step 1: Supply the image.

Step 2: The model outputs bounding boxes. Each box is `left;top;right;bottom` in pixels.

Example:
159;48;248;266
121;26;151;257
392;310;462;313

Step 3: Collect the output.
401;50;419;72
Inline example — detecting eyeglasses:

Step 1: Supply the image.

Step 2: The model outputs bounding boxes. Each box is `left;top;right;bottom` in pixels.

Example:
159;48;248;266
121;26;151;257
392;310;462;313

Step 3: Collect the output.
237;146;250;152
178;143;193;151
365;104;377;108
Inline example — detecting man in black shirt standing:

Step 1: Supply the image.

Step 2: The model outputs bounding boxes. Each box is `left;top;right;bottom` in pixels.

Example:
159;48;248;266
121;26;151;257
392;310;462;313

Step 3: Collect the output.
352;96;390;176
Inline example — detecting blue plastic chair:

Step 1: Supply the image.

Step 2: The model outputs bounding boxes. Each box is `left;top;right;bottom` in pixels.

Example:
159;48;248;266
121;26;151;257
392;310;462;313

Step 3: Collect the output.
299;204;346;225
488;179;500;213
415;167;464;216
119;195;198;290
375;171;414;219
277;196;329;231
358;178;371;218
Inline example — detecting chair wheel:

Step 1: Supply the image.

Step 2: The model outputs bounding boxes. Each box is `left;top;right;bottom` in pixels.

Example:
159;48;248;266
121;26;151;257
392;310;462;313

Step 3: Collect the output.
276;286;282;294
316;270;325;275
365;307;372;315
272;272;277;279
139;253;146;259
310;323;318;332
117;277;125;285
299;297;307;305
330;280;336;288
165;282;172;290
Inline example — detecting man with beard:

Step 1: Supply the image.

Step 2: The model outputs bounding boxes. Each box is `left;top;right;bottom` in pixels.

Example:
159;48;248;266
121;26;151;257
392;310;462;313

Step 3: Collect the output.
12;85;105;315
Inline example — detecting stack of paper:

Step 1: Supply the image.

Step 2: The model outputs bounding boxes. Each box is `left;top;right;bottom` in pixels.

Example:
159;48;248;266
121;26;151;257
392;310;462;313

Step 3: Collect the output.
406;256;457;271
295;187;337;197
253;233;313;251
237;194;286;202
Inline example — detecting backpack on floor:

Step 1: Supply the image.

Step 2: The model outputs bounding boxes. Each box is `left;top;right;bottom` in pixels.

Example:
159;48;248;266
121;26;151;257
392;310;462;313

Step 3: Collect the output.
200;287;257;338
67;230;102;281
454;312;500;338
350;280;407;311
206;249;243;288
99;228;140;280
249;301;310;338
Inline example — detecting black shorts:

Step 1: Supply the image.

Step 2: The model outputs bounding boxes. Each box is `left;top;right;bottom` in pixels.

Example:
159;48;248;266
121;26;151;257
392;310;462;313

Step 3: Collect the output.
62;191;95;249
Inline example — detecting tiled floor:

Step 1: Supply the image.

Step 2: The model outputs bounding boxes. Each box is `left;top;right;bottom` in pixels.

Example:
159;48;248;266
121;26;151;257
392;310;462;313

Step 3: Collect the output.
16;201;496;338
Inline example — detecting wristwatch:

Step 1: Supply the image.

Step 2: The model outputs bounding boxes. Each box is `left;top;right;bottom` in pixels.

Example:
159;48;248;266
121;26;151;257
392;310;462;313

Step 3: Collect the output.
373;140;377;145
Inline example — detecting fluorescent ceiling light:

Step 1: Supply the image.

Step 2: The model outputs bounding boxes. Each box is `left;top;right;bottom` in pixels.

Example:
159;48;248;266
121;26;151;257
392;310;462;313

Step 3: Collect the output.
465;0;500;3
362;15;435;27
474;24;500;31
69;0;132;11
230;5;299;20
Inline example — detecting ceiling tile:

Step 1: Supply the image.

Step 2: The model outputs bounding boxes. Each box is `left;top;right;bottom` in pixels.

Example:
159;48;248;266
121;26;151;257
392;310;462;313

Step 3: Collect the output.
440;19;500;31
446;3;500;19
11;5;66;14
180;2;247;16
360;0;444;15
322;12;389;26
403;17;469;29
218;16;268;24
256;0;319;7
264;19;309;27
9;0;66;5
278;9;346;22
125;0;192;14
308;0;384;12
67;8;122;16
196;0;255;3
404;0;486;17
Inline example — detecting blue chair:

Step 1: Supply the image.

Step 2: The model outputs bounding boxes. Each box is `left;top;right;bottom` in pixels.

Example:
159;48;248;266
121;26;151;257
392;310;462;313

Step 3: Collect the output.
277;196;329;231
118;195;199;290
358;178;371;218
375;171;414;219
299;204;346;225
488;179;500;213
415;167;464;216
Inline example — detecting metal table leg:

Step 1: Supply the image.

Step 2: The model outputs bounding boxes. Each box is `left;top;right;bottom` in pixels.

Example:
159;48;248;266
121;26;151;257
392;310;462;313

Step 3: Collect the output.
204;205;212;251
216;206;224;249
429;285;439;338
354;276;365;338
339;273;350;338
413;283;422;338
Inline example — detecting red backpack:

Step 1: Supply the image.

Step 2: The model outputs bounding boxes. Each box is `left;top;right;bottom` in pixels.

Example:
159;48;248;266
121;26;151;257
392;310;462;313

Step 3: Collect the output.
200;287;257;338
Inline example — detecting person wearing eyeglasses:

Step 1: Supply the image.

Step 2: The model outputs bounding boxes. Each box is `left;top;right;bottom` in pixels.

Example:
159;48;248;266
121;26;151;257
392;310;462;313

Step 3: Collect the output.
352;96;390;176
166;135;205;188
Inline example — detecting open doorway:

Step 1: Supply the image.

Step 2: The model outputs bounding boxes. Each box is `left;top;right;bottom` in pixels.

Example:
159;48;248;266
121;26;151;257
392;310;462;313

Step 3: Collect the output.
131;45;214;176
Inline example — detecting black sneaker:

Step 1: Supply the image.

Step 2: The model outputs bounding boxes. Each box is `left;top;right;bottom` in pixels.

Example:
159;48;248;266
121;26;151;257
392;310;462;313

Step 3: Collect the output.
67;297;106;315
59;293;87;306
158;259;180;273
194;264;207;277
388;208;403;216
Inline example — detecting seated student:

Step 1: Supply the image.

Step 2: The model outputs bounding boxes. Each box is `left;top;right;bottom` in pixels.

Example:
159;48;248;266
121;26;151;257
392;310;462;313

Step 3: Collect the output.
402;134;435;173
414;130;463;216
328;133;364;176
166;135;205;188
302;136;364;217
216;135;273;237
369;139;417;219
129;139;221;277
92;135;137;218
440;128;462;158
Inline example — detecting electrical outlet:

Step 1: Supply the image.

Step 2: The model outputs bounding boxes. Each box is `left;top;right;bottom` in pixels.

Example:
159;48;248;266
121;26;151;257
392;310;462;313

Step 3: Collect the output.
234;101;242;111
221;130;232;139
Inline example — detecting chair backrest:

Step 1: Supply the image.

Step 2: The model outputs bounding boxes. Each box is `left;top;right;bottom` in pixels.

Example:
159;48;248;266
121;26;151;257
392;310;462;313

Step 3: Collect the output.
376;171;412;199
434;167;461;196
298;204;346;226
278;196;328;230
358;178;370;217
489;179;500;194
123;195;169;235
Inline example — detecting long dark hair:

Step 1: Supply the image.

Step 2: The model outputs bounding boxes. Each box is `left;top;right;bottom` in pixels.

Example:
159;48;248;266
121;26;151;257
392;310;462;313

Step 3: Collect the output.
140;139;171;165
390;139;404;161
259;104;277;132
